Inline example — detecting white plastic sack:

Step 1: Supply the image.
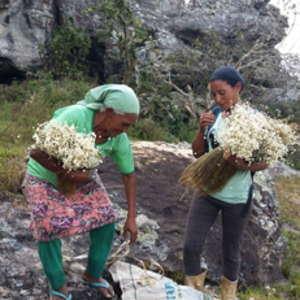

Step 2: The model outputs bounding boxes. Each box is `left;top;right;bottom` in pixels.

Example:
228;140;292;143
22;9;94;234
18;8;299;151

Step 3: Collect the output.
110;261;215;300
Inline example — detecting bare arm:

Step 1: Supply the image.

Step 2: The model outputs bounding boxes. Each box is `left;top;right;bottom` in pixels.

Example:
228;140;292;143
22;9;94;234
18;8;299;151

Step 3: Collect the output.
121;172;138;244
224;151;268;171
29;148;91;184
192;129;207;158
192;113;215;158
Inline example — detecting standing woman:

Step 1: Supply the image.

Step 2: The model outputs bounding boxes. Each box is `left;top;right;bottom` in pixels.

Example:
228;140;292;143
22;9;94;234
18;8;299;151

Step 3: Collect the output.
26;84;139;300
183;67;268;300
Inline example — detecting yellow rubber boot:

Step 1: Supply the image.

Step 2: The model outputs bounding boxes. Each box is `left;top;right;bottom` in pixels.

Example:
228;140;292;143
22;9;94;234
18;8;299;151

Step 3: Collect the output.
220;276;238;300
185;270;207;291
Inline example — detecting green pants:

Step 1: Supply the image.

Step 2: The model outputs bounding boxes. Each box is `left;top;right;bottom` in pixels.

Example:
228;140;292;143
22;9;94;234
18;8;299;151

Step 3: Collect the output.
38;222;116;290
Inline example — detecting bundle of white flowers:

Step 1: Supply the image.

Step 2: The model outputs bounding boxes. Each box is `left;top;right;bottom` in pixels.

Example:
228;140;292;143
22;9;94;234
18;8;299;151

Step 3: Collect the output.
218;104;295;165
33;121;102;196
179;104;296;194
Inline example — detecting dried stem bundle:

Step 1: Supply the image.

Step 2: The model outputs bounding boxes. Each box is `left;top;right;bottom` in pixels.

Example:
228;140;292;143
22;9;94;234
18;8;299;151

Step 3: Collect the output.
179;148;237;194
57;174;77;198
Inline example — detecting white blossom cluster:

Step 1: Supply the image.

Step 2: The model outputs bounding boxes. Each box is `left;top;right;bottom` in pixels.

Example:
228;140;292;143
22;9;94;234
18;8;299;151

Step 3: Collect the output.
33;121;102;171
218;104;296;165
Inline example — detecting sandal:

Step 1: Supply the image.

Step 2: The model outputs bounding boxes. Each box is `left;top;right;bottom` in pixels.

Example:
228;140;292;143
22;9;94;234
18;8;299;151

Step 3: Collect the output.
81;279;116;299
49;285;72;300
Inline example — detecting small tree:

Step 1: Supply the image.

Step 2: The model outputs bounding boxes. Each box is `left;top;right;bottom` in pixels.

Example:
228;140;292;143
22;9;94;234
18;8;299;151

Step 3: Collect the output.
84;0;148;85
39;17;92;79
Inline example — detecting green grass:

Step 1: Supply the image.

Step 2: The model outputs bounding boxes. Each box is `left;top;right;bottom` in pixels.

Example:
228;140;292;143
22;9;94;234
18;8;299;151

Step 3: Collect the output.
0;78;95;192
276;176;300;300
0;78;94;145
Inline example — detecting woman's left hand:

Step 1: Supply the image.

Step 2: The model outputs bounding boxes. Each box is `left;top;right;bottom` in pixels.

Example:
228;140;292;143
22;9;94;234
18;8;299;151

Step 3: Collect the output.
223;149;268;171
122;217;138;244
223;149;248;169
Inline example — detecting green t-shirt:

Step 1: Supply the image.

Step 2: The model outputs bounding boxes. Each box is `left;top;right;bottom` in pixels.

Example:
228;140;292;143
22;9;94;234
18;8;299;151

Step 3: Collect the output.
206;113;252;204
27;105;135;186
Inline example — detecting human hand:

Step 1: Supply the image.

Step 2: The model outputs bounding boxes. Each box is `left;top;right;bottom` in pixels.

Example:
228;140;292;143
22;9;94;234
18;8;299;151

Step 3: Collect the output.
223;149;248;169
29;148;43;158
199;113;215;132
64;169;91;184
224;149;269;171
122;217;138;245
30;148;56;162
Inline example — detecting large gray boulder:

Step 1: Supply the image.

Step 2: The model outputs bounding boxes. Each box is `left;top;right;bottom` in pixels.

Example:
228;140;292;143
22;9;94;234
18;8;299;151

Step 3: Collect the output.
0;141;288;299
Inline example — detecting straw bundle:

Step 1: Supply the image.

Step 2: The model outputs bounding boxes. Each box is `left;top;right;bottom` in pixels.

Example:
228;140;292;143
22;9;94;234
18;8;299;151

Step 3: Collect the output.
179;147;237;194
57;174;78;198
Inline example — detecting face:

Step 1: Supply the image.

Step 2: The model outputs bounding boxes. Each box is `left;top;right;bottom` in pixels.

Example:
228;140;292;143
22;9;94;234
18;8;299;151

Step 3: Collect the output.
209;80;242;111
104;109;138;137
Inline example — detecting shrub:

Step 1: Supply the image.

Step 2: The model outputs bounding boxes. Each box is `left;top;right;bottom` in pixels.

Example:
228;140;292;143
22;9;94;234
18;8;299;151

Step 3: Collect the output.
39;17;92;79
128;119;179;143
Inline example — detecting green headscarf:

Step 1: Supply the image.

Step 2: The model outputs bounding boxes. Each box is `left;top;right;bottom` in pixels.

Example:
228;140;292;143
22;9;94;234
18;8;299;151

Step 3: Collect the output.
77;84;140;114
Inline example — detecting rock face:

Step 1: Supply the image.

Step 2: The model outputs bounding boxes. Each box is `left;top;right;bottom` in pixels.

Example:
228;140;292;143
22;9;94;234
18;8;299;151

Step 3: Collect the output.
0;0;57;80
0;0;297;103
0;141;288;299
269;161;300;178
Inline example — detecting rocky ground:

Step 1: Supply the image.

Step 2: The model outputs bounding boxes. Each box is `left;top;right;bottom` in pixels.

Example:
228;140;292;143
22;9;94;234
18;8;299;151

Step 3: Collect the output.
0;141;299;299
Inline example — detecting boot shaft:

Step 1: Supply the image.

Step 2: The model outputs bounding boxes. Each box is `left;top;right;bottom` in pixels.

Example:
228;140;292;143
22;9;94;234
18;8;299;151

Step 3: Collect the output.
185;270;207;291
221;276;238;300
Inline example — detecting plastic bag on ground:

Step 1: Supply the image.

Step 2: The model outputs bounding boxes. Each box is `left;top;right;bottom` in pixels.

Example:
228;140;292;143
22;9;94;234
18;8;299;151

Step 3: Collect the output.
110;261;215;300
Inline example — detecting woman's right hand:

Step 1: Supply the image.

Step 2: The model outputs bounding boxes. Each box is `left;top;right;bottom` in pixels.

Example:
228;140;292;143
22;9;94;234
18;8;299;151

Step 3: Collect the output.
64;169;92;184
199;113;215;132
192;112;216;158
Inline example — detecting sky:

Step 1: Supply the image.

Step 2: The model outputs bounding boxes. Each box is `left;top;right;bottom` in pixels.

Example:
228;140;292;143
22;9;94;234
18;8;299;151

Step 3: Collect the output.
270;0;300;54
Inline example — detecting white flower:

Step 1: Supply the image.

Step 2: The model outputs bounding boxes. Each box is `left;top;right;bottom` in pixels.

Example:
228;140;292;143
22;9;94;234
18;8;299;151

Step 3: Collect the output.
218;104;296;165
33;121;102;171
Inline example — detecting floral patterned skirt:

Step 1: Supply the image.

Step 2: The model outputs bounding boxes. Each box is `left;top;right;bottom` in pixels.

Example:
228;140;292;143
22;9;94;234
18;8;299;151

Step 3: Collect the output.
25;170;117;241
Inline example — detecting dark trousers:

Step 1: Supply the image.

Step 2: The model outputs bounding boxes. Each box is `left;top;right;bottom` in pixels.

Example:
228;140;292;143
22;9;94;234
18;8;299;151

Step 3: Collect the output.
183;194;251;281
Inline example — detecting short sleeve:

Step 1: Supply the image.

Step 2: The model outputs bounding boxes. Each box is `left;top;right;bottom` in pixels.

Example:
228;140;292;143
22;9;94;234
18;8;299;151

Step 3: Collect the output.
110;133;135;175
50;105;93;134
52;106;77;125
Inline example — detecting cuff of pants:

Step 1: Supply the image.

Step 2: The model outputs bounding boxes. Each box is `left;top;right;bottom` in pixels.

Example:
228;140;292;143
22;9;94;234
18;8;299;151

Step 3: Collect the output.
49;272;66;291
87;259;106;279
223;258;241;282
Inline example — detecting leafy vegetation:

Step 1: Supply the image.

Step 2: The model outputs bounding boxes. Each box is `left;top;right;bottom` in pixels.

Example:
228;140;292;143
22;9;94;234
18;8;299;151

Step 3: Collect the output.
84;0;148;84
39;17;92;79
